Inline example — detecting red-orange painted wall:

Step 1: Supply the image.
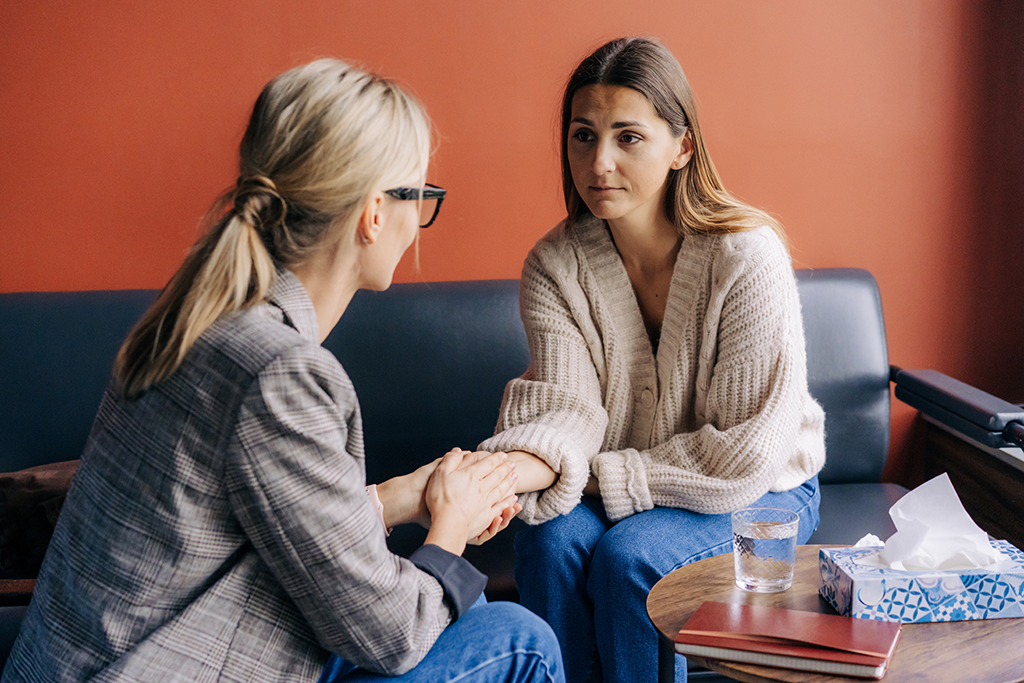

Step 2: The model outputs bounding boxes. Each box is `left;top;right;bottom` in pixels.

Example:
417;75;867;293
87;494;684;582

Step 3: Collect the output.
3;1;1021;484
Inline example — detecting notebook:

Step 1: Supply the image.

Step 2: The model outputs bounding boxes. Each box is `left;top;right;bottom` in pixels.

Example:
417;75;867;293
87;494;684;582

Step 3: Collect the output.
674;601;901;679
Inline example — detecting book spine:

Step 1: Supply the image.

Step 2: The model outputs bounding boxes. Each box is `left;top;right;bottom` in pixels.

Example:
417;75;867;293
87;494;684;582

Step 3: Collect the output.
674;644;885;679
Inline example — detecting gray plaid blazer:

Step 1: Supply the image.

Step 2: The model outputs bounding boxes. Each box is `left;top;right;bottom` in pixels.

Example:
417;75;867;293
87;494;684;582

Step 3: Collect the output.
2;271;472;682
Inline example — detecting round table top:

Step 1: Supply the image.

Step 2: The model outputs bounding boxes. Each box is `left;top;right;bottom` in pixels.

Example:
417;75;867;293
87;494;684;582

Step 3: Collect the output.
647;545;1024;683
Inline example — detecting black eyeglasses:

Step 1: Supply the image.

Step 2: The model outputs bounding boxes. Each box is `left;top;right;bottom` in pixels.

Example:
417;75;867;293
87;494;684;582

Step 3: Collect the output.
384;183;447;228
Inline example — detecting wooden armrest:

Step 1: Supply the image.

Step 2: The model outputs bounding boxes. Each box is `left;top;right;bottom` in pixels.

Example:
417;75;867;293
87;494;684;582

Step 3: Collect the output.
0;580;35;607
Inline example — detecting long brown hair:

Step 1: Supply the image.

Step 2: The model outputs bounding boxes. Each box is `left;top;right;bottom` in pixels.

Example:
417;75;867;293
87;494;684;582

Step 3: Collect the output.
560;37;786;244
115;59;430;398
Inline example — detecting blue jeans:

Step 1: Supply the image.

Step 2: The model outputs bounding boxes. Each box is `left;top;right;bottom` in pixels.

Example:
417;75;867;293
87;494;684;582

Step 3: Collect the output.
514;476;820;683
320;596;565;682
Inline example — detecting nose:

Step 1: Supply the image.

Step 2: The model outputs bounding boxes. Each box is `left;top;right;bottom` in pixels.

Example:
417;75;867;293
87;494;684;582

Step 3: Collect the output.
592;138;615;175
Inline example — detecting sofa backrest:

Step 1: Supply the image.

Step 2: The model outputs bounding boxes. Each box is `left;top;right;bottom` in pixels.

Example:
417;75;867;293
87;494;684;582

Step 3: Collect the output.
324;280;529;485
796;268;891;484
0;268;890;485
0;290;157;473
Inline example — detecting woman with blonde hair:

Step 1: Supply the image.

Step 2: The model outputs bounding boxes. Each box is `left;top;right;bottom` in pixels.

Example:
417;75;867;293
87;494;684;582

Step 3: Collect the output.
481;37;825;682
2;59;563;683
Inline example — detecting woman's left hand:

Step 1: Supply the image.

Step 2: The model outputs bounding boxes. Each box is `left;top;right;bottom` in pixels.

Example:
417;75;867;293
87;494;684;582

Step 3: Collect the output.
377;455;445;529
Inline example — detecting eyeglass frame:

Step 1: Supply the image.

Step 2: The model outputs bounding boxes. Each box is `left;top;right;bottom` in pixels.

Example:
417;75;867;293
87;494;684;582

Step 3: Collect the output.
383;183;446;228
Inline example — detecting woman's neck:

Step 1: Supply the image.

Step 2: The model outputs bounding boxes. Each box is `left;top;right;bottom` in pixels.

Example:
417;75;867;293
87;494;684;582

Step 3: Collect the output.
606;212;682;340
606;212;681;279
291;243;362;342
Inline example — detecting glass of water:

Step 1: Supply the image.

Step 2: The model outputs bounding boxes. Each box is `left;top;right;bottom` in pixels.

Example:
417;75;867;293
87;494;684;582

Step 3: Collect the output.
731;507;799;593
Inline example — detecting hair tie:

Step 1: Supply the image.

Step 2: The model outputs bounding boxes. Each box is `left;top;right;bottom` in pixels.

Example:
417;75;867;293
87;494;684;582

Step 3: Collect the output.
233;175;288;230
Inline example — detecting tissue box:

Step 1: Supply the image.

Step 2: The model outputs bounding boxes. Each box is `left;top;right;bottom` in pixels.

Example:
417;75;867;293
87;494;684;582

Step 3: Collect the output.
819;540;1024;623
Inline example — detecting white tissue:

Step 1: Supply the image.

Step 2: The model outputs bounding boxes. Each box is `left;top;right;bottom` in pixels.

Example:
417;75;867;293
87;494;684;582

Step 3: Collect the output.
858;473;1008;571
853;534;883;548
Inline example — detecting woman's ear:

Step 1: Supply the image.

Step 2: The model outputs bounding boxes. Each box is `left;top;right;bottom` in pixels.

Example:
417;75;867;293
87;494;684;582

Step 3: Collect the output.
357;191;386;245
671;130;694;170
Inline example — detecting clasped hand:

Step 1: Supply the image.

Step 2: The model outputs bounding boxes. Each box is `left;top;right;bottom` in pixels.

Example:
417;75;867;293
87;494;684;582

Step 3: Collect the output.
423;449;521;555
378;448;521;557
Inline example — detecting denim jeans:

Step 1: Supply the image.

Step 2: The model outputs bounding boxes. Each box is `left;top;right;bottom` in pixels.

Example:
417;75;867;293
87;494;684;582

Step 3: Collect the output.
320;596;565;683
514;476;820;683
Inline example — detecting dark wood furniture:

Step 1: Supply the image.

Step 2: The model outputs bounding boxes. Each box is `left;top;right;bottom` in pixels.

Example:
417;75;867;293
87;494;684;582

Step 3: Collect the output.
918;419;1024;551
647;545;1024;683
0;581;34;608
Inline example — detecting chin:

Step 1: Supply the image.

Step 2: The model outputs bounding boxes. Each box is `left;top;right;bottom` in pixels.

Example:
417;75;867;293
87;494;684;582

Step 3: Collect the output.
581;195;626;220
585;205;624;222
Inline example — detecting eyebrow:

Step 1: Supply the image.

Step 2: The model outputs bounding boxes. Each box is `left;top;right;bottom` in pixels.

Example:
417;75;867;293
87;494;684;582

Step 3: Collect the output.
571;116;648;129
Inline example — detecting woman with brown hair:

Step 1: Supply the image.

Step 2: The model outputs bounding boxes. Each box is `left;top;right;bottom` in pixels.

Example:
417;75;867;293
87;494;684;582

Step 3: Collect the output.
482;37;826;682
2;59;563;683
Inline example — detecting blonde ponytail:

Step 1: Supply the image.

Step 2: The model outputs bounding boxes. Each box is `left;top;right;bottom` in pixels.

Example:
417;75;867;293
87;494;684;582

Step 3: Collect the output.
115;180;277;398
114;59;431;398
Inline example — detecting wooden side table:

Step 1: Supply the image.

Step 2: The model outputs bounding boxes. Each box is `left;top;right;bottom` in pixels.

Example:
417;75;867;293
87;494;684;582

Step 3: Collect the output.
647;545;1024;682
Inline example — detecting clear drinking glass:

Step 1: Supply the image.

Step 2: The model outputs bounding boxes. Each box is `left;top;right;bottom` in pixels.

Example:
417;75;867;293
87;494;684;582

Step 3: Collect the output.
731;506;799;593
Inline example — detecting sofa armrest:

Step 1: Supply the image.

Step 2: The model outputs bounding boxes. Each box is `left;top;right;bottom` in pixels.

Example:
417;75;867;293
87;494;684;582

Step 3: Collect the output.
893;367;1024;549
891;367;1024;449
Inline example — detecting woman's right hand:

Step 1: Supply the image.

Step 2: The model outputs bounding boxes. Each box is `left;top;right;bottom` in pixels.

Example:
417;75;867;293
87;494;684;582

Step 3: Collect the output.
423;449;518;557
469;498;523;546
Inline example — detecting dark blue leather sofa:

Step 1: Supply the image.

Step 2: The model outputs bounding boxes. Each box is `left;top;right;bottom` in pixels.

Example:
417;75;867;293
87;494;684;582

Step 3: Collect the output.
0;268;910;669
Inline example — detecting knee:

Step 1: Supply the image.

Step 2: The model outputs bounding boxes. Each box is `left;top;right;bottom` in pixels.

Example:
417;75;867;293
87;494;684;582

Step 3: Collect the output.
588;514;728;598
588;531;658;598
468;602;563;667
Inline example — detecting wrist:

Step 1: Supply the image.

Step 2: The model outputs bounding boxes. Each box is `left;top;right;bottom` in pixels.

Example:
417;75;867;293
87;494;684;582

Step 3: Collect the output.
507;450;558;492
424;519;467;557
378;474;430;528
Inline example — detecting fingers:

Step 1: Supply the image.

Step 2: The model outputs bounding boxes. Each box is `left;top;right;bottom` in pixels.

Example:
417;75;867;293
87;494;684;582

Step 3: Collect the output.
486;492;518;523
469;499;523;546
502;501;523;524
454;449;486;467
437;448;493;475
475;454;516;497
472;493;518;542
436;448;469;474
461;451;508;473
447;452;517;503
446;448;500;469
472;512;509;546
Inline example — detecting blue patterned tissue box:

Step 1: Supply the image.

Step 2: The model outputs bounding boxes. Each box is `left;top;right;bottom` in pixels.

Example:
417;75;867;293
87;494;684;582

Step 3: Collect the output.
818;540;1024;623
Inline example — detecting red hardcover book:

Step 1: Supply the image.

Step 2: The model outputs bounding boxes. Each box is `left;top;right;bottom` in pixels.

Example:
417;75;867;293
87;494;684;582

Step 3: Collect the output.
674;601;901;679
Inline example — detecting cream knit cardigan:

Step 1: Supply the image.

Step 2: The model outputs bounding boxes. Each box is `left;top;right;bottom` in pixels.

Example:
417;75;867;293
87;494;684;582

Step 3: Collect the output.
480;215;826;524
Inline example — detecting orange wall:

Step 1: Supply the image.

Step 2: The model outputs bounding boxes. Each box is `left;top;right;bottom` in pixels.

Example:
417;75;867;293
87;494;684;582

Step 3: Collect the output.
2;1;1021;483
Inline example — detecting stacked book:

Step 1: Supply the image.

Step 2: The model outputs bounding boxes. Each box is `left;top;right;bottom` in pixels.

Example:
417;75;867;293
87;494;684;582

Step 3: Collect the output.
674;601;902;679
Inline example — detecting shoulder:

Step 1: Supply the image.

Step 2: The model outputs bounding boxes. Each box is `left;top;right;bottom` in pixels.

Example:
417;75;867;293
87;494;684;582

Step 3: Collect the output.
194;305;354;403
698;226;792;290
526;220;574;270
524;215;611;283
715;226;788;269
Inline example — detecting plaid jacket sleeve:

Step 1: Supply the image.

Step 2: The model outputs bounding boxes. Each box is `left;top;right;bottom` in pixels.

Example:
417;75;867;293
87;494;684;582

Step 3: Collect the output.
225;341;451;676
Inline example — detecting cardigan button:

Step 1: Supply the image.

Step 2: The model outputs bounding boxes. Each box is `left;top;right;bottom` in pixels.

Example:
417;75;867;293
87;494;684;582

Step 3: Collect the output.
641;388;655;407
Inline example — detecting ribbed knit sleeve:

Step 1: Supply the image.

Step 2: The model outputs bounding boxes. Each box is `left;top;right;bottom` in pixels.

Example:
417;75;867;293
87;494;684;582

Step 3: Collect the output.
479;231;608;524
590;234;825;520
